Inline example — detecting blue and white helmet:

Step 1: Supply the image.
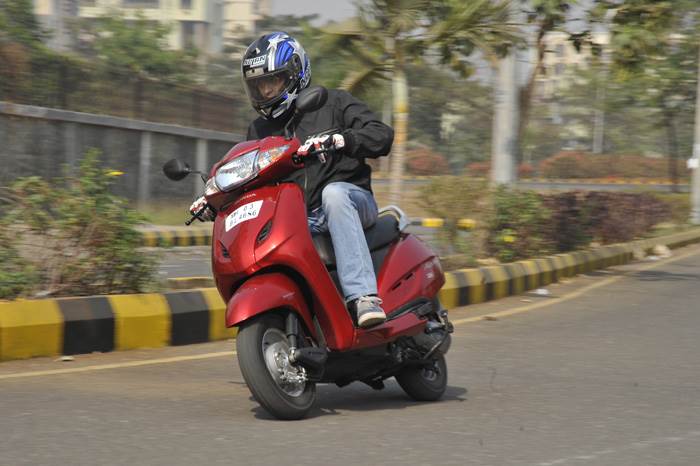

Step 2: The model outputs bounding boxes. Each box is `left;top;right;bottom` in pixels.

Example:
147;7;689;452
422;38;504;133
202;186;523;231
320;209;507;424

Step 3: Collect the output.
241;32;311;120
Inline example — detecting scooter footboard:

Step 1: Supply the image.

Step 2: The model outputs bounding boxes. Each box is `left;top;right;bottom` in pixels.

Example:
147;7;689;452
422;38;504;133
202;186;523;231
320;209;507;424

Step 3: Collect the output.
226;273;316;338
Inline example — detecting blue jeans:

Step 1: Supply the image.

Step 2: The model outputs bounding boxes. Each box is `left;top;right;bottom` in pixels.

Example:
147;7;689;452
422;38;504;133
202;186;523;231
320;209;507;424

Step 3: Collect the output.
308;182;378;302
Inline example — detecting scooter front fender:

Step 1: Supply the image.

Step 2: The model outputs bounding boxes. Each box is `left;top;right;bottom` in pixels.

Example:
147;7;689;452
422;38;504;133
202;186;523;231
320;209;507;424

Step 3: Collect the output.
226;273;317;338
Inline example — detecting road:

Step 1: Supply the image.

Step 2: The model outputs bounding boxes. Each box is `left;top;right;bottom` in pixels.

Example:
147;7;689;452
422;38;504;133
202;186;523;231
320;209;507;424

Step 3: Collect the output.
2;244;700;465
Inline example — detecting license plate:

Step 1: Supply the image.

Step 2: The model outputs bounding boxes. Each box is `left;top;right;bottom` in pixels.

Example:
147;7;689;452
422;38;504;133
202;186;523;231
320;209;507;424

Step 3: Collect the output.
225;200;263;231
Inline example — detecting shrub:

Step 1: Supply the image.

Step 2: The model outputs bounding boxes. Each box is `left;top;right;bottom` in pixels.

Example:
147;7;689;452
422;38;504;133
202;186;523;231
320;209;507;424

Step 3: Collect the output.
405;147;450;175
543;191;671;248
651;193;690;225
418;176;492;257
539;151;690;179
486;187;552;262
539;151;589;178
465;161;490;177
418;176;673;263
582;192;670;244
0;228;39;299
542;191;591;252
464;162;534;179
518;163;534;178
1;150;157;299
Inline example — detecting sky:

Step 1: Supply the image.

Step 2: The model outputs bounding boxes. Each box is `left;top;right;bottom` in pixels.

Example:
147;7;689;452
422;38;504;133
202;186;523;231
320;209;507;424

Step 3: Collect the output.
271;0;357;25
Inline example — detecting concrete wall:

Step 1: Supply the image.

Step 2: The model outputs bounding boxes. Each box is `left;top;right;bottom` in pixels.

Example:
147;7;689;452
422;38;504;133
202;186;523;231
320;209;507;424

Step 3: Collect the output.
0;102;243;203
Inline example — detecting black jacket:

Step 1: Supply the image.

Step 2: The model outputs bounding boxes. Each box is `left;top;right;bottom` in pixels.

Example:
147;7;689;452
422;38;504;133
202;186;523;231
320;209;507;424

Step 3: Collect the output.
246;89;394;211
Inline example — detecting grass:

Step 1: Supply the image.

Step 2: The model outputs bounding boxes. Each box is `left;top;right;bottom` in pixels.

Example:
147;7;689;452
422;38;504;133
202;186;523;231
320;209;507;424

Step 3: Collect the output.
134;201;192;226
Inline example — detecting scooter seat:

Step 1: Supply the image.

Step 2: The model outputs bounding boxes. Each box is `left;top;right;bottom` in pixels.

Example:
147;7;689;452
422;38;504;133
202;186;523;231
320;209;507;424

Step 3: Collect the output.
312;213;400;266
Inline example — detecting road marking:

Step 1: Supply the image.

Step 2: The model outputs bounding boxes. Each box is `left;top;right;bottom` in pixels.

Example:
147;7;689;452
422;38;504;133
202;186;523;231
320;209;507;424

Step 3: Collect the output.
1;244;698;381
451;245;700;327
0;351;236;380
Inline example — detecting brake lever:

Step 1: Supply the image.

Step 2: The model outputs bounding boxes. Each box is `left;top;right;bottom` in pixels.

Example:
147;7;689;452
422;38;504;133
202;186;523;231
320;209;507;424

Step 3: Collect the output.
185;204;209;226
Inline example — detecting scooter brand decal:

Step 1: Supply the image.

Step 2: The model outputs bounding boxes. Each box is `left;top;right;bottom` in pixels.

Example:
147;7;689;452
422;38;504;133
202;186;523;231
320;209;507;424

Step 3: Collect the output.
225;200;263;231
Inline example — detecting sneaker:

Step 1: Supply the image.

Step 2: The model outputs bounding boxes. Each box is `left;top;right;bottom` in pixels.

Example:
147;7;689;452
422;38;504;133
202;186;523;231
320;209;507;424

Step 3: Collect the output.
355;295;386;328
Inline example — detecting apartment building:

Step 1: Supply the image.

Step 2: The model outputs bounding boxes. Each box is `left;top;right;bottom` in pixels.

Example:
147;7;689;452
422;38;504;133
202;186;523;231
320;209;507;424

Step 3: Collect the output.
33;0;271;54
534;30;610;99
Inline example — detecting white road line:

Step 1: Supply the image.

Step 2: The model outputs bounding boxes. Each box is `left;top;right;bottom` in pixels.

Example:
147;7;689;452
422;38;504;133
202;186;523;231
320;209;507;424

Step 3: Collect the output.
0;351;236;380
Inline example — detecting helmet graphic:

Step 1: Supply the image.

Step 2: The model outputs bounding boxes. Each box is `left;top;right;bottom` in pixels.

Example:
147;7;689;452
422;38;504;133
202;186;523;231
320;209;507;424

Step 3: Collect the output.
241;32;311;119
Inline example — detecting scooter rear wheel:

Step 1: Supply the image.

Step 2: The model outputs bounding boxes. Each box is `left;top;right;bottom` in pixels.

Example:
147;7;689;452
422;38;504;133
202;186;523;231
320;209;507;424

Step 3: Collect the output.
396;353;448;402
236;313;316;420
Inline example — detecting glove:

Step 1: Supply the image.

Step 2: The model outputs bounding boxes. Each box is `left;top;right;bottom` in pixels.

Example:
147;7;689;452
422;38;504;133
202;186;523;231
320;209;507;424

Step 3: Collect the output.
189;195;215;222
298;134;345;163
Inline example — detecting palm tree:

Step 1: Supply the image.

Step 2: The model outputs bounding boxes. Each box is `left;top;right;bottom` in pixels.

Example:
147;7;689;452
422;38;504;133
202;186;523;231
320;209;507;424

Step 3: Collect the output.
323;0;520;204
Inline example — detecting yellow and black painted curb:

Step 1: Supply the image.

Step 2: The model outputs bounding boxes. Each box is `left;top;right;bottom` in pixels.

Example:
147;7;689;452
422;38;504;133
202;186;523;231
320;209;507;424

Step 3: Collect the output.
0;290;235;362
2;229;699;362
439;229;700;309
139;227;213;248
138;218;478;248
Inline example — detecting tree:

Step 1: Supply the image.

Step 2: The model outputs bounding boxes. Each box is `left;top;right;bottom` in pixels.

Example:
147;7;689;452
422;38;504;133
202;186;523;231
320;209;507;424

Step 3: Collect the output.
592;0;700;190
86;13;197;82
0;0;45;47
323;0;519;204
518;1;584;145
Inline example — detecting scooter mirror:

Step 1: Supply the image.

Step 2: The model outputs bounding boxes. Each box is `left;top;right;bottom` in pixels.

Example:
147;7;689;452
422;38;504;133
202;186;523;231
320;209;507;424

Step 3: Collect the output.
296;86;328;114
162;159;191;181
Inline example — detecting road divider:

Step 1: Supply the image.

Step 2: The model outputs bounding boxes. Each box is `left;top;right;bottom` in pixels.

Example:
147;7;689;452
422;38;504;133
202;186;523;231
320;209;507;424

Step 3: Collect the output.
2;229;699;362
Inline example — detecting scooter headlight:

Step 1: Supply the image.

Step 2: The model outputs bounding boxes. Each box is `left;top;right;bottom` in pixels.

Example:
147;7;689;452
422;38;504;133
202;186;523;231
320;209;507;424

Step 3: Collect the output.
214;150;259;192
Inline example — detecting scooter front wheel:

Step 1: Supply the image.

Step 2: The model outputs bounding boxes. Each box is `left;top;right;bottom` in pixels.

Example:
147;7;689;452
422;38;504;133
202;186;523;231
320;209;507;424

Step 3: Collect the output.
236;313;316;420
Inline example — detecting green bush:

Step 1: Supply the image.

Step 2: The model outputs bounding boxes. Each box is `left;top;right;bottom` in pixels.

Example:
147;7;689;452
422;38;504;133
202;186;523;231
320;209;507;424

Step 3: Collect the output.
1;150;157;299
541;191;592;253
650;192;690;226
419;175;674;263
583;192;670;244
486;187;553;262
539;151;689;179
418;176;491;257
405;147;450;176
0;228;39;299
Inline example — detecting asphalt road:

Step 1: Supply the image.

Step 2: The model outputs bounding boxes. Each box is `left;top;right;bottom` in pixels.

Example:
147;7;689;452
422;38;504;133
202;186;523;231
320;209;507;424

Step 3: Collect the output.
2;244;700;466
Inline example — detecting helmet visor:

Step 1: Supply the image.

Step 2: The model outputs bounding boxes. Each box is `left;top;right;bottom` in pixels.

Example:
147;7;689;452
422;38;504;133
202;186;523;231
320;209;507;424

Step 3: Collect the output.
244;69;295;107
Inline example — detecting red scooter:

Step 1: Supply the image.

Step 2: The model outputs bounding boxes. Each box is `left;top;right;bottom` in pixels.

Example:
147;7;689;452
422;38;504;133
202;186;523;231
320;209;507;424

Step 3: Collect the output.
163;86;452;420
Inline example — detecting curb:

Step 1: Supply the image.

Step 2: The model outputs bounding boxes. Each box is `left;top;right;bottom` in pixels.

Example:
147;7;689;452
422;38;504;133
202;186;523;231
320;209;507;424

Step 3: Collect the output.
138;217;477;247
0;290;235;362
2;229;700;362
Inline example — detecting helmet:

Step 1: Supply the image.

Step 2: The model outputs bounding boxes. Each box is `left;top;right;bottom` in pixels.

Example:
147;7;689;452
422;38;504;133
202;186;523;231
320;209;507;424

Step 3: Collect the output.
241;32;311;119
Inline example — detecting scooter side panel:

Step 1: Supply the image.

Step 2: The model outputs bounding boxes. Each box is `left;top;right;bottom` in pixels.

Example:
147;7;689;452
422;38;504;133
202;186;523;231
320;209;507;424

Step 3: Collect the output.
225;272;316;337
351;236;445;351
254;184;355;350
377;235;445;313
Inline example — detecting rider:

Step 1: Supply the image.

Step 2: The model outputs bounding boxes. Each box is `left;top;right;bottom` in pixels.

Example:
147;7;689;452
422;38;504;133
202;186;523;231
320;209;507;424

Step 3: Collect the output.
192;32;394;328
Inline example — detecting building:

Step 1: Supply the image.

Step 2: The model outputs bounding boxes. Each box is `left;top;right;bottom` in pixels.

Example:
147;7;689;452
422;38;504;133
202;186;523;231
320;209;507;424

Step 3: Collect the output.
534;30;610;99
33;0;271;54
